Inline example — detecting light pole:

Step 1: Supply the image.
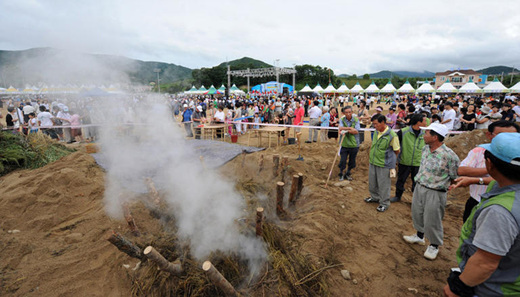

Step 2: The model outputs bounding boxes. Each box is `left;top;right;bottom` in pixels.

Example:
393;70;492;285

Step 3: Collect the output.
154;68;161;94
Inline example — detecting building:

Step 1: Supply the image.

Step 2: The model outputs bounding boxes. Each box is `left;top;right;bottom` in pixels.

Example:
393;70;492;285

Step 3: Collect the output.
434;69;483;89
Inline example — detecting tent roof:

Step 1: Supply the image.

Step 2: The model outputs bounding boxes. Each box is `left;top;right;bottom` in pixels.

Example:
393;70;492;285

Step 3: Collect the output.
218;84;226;92
323;83;337;93
350;82;364;93
416;81;435;93
299;84;313;92
380;81;396;93
312;83;324;93
483;77;508;93
436;81;457;93
364;81;380;93
230;84;240;91
198;85;207;91
510;81;520;93
397;81;415;93
336;82;350;93
459;81;482;93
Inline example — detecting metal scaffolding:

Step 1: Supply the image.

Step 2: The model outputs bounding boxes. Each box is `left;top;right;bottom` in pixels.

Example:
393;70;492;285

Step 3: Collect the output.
227;66;297;93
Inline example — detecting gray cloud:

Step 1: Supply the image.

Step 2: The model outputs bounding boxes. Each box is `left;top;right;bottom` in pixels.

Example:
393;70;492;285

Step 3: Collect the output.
1;0;519;74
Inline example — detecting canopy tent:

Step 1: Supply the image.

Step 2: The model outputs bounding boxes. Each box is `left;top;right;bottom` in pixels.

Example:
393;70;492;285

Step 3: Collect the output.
483;77;508;93
312;83;324;93
6;86;19;93
336;82;349;93
458;78;481;93
397;80;415;93
416;81;435;94
323;83;337;93
218;84;226;93
79;87;111;97
230;84;245;95
350;82;364;93
299;84;313;92
364;81;380;94
197;85;208;94
510;81;520;93
380;80;396;93
204;85;223;95
186;85;198;94
436;78;457;93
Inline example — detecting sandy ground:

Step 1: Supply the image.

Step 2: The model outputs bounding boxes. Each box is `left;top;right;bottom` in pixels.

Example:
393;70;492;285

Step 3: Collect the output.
0;102;490;296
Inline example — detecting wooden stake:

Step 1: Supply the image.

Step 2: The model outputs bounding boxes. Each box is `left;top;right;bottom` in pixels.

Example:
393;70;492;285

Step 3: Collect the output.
258;154;264;172
241;149;247;168
256;207;264;237
280;156;289;182
143;246;182;275
276;182;286;217
288;175;300;205
297;173;304;200
144;178;161;207
107;230;143;260
122;203;141;237
202;261;238;297
272;154;280;177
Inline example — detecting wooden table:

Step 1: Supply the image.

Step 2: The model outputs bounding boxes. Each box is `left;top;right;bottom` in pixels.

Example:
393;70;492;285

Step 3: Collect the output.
202;124;226;140
248;126;287;148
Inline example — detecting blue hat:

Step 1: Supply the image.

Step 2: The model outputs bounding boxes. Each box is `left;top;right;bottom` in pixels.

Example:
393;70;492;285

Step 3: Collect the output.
479;133;520;166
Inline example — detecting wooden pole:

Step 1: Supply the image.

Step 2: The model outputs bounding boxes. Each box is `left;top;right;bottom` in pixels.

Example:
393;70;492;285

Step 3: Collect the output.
144;178;161;207
241;149;247;168
258;154;264;172
297;172;304;200
122;203;141;237
256;207;264;237
272;154;280;177
202;261;238;297
276;181;286;217
280;156;289;182
288;175;300;205
143;246;182;275
107;230;143;260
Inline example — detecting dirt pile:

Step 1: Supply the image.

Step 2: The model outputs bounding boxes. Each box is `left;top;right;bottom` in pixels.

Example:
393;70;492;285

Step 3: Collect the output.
0;130;488;296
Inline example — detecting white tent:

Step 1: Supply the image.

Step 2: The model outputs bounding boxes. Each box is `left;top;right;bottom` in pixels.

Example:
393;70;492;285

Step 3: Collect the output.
483;77;508;93
436;78;457;93
336;82;350;93
323;83;337;93
510;81;520;93
299;84;313;92
397;80;415;93
458;79;482;93
364;81;380;93
312;83;324;93
230;84;245;95
350;82;364;93
380;80;397;93
416;81;435;94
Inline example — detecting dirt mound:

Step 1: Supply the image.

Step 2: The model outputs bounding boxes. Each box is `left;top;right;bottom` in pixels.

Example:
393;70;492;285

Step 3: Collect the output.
0;131;485;296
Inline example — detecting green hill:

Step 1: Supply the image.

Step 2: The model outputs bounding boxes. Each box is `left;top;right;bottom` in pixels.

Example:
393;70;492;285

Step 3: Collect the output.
477;66;519;75
0;47;192;87
217;57;271;69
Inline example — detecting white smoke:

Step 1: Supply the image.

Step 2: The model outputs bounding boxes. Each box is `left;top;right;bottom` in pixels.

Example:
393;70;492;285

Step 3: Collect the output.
99;95;267;275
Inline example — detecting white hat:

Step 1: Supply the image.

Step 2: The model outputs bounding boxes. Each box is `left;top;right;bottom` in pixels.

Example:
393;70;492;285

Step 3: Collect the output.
183;104;188;108
420;123;448;138
197;106;203;111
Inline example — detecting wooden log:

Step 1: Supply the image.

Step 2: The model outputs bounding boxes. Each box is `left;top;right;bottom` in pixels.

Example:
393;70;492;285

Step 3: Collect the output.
288;175;300;205
144;178;161;207
122;203;141;237
107;230;143;260
241;149;247;168
297;173;304;200
276;182;286;217
280;156;289;182
258;154;264;172
272;154;280;177
256;207;264;237
143;246;182;275
202;261;238;297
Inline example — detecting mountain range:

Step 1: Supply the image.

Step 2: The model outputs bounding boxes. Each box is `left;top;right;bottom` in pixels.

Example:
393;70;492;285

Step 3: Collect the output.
0;48;517;87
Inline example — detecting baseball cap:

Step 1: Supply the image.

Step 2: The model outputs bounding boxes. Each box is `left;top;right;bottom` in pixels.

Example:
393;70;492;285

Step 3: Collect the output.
197;106;203;111
376;107;383;112
420;123;448;138
183;104;188;108
479;133;520;166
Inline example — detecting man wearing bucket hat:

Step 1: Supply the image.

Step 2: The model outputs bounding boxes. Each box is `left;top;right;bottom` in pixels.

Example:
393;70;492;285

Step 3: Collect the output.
443;132;520;297
403;123;459;260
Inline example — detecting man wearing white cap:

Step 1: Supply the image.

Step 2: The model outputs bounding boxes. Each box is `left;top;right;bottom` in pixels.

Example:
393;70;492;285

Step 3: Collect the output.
444;132;520;297
403;123;460;260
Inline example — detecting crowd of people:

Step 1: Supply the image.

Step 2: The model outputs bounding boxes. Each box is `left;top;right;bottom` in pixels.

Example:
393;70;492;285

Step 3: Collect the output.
2;91;520;296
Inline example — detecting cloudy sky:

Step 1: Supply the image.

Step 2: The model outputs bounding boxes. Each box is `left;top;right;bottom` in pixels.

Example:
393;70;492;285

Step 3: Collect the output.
1;0;519;75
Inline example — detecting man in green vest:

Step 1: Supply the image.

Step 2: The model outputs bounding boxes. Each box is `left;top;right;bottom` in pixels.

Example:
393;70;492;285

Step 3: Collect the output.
443;133;520;297
390;114;427;202
364;114;400;212
338;106;360;181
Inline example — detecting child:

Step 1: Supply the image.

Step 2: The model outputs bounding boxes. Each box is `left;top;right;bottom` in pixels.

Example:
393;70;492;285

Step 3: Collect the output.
253;112;260;129
28;112;38;134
